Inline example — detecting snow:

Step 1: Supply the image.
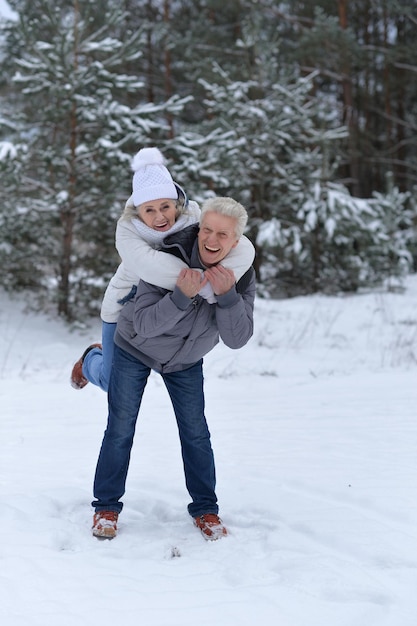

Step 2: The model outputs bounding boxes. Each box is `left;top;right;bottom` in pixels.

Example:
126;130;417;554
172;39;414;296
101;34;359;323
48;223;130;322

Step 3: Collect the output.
0;140;17;160
1;278;417;626
0;0;17;20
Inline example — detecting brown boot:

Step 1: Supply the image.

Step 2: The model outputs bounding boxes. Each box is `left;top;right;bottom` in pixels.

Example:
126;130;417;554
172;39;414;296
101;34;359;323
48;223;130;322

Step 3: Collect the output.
70;343;102;389
92;510;118;539
194;514;228;541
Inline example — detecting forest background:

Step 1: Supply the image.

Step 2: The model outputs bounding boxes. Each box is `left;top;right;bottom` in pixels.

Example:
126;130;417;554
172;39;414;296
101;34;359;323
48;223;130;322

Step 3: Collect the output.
1;0;416;321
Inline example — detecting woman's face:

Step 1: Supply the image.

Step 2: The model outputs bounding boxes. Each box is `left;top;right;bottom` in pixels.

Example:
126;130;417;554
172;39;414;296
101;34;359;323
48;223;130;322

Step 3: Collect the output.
137;198;178;231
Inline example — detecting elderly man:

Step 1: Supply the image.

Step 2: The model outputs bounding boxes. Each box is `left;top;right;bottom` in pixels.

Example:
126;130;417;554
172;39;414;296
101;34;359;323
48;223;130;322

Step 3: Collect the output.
91;197;255;541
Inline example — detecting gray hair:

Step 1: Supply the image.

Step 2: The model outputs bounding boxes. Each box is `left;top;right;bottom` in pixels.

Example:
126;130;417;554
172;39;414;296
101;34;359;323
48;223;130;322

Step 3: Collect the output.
200;197;248;238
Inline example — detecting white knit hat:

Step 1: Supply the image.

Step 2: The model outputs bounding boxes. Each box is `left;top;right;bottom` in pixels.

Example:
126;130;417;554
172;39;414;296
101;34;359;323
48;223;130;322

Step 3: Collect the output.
131;147;177;206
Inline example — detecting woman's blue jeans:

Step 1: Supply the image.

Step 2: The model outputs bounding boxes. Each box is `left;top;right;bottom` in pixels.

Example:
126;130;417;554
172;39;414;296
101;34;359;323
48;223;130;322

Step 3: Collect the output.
82;321;116;392
92;344;218;518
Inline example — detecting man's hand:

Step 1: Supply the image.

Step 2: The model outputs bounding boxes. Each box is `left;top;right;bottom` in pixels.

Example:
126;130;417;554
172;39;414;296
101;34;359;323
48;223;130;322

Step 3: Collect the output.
204;265;235;295
176;268;208;298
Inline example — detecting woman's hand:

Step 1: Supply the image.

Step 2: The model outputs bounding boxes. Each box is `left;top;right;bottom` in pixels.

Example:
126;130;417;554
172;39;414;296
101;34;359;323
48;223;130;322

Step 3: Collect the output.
176;269;208;298
204;265;235;295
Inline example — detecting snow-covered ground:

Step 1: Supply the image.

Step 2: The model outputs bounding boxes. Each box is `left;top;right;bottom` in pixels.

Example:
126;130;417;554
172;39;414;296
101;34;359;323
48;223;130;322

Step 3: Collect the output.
1;279;417;625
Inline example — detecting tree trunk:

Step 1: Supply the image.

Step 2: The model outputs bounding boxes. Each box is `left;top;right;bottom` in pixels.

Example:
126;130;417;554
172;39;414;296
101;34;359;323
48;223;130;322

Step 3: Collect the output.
163;0;174;138
58;0;79;318
146;0;154;103
338;0;361;196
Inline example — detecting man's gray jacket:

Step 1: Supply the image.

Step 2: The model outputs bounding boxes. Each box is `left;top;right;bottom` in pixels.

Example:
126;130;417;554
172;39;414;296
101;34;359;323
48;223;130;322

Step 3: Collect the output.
114;225;256;373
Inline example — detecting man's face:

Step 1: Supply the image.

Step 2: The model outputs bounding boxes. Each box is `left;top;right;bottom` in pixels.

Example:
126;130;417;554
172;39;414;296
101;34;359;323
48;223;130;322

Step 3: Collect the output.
198;211;239;267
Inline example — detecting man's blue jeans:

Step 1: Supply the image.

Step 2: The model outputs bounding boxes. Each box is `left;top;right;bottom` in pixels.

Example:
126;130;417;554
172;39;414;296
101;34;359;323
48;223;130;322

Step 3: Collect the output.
92;344;218;518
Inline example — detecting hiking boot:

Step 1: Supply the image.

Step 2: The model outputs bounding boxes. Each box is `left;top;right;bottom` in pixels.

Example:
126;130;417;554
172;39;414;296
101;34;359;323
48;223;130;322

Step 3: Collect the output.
92;510;118;539
194;514;228;541
70;343;102;389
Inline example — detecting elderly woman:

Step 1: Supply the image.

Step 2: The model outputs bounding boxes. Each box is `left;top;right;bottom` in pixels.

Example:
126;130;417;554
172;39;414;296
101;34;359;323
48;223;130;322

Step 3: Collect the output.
71;147;255;392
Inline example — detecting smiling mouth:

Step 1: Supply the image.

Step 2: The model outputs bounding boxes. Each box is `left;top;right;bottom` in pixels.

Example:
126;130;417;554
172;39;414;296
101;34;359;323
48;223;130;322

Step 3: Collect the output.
154;221;169;229
204;245;220;253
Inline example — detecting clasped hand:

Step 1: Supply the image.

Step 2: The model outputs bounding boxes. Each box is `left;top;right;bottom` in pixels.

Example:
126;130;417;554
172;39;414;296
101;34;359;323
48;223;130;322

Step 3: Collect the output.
176;266;235;299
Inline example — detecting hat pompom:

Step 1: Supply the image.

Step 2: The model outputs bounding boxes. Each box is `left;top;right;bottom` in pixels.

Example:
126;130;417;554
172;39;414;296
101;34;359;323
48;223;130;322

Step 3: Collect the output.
131;147;165;172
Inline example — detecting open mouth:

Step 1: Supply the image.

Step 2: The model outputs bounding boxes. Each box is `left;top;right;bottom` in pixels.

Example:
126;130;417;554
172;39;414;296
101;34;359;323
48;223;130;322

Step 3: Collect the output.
204;245;220;253
154;221;169;230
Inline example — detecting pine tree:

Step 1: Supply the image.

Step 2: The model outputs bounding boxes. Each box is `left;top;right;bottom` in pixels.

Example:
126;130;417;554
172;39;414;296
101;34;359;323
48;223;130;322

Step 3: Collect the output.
174;13;347;286
2;0;416;313
0;0;189;319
